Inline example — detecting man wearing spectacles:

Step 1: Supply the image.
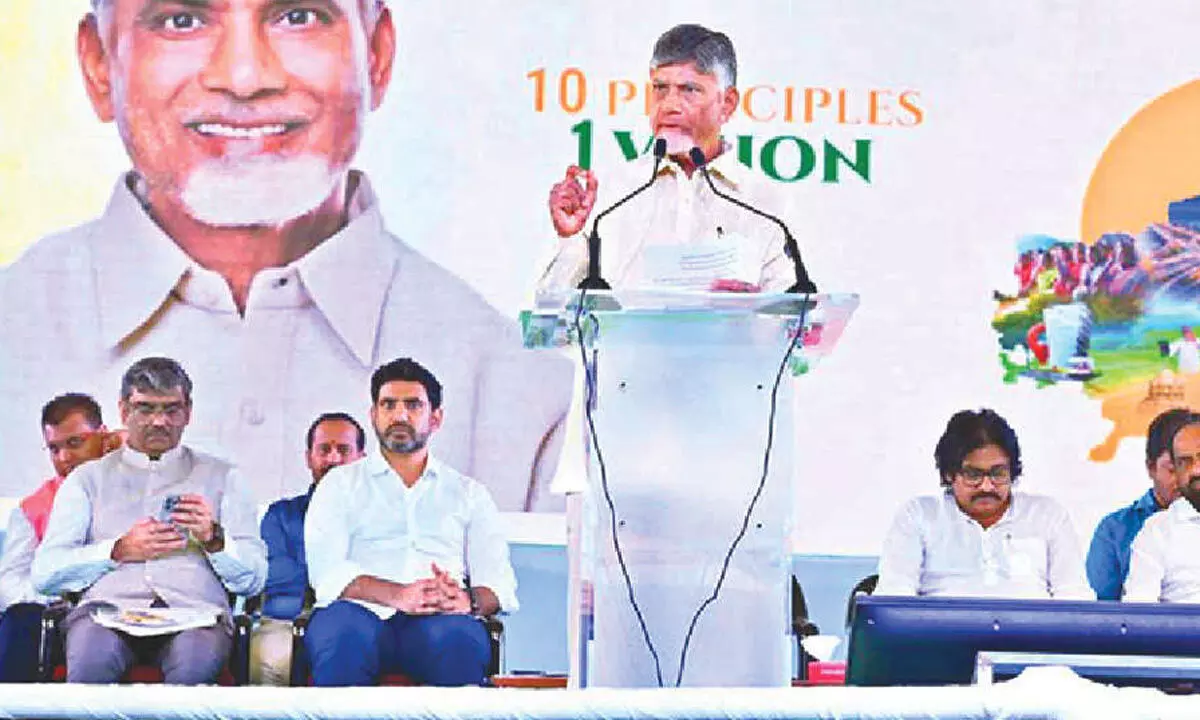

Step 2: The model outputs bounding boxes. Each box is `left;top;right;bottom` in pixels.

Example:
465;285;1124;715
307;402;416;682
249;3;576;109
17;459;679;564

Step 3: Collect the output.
1124;413;1200;602
0;393;120;682
31;357;266;684
875;409;1092;599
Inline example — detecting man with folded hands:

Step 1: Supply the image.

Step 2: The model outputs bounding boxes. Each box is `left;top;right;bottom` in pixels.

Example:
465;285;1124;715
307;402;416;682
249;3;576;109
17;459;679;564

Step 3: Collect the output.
31;357;266;684
304;358;517;686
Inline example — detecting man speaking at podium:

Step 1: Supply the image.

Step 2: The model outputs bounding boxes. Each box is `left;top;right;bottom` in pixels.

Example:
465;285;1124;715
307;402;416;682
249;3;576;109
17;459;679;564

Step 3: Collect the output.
0;0;572;512
539;24;799;294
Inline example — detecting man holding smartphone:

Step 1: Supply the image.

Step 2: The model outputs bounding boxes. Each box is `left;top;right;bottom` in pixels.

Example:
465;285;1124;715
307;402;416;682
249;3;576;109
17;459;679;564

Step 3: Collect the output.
31;357;266;684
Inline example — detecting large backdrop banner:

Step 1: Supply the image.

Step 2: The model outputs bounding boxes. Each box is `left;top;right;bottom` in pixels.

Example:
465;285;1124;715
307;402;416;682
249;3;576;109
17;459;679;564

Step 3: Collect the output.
4;0;1200;554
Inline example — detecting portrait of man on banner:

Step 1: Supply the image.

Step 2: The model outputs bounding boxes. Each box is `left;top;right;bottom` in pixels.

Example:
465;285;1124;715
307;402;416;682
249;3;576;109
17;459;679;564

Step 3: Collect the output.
0;0;573;512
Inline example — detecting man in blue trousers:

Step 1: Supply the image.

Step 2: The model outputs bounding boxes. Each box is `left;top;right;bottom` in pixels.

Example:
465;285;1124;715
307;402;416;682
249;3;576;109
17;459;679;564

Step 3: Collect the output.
303;358;518;686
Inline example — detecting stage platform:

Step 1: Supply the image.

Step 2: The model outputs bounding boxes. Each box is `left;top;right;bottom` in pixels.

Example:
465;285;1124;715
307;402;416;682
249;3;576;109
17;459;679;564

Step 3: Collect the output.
1;670;1197;720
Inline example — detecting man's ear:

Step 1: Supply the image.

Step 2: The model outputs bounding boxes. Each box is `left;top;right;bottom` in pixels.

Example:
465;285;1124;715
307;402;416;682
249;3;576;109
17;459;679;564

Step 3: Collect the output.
429;407;444;434
78;14;115;122
367;5;397;111
720;86;739;123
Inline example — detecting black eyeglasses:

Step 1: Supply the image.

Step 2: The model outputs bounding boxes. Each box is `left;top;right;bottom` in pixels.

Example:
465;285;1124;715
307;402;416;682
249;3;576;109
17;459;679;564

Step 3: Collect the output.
956;464;1012;487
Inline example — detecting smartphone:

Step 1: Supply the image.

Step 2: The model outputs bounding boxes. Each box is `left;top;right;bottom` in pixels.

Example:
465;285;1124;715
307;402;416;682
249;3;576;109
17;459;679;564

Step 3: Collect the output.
159;494;183;531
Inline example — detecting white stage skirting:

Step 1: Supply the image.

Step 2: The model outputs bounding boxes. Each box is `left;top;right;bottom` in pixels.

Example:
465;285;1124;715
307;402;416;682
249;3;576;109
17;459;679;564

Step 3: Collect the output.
1;676;1198;720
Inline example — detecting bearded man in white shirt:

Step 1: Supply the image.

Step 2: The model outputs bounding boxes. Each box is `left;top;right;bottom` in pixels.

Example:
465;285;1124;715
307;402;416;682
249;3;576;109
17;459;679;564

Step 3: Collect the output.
303;357;517;687
0;0;572;513
875;408;1093;600
1125;413;1200;603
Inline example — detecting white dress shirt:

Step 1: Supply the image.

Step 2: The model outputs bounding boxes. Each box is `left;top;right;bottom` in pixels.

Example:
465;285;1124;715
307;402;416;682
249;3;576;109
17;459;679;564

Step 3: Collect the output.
1124;497;1200;603
305;452;518;619
0;508;52;609
538;151;794;293
0;171;573;513
875;491;1094;600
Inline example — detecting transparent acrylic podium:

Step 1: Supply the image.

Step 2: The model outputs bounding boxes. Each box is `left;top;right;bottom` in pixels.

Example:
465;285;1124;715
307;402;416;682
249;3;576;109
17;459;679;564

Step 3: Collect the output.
524;288;858;688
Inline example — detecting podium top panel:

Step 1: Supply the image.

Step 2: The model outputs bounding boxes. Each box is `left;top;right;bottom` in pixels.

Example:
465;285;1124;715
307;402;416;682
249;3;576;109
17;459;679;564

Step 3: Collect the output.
532;288;859;319
523;289;859;373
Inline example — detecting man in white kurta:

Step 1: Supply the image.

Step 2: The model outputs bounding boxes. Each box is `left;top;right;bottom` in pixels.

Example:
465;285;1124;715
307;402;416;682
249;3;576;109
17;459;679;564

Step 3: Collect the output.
32;358;266;684
875;409;1092;600
540;24;801;295
1125;416;1200;603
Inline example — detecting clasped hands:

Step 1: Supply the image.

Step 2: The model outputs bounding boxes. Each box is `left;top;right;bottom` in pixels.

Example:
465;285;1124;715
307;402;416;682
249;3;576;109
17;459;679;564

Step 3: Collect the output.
392;563;472;616
111;494;217;562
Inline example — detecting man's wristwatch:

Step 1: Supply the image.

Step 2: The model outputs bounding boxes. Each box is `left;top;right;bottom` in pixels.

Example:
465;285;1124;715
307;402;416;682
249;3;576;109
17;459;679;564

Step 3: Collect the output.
203;522;225;553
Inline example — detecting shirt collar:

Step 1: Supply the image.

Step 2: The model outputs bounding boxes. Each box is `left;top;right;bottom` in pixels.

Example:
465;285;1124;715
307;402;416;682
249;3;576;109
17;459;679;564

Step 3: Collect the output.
659;142;745;192
89;171;397;367
1170;496;1200;522
367;450;444;486
1134;488;1164;514
119;443;187;471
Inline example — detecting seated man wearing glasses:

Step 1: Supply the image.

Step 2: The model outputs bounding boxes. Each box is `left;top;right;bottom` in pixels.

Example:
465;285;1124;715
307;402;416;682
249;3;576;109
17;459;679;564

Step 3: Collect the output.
874;409;1093;599
32;357;266;684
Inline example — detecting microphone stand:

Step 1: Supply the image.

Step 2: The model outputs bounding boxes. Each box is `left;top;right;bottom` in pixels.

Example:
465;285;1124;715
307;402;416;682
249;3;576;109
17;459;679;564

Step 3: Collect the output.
578;139;669;290
687;147;817;295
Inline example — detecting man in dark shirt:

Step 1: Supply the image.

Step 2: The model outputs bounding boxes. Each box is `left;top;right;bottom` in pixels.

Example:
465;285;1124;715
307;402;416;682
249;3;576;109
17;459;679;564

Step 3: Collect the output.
250;413;365;685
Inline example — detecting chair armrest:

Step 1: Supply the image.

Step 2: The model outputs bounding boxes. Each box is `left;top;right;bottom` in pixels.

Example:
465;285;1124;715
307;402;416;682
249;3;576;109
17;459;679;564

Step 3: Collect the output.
38;598;74;682
229;606;255;686
242;592;264;617
288;605;315;686
482;615;504;678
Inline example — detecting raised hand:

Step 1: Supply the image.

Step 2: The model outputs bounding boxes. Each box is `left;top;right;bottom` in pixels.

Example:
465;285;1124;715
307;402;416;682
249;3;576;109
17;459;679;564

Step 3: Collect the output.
548;165;598;238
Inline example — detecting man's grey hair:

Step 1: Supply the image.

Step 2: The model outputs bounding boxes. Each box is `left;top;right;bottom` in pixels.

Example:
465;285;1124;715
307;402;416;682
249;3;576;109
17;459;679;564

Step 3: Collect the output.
121;357;194;404
650;24;737;90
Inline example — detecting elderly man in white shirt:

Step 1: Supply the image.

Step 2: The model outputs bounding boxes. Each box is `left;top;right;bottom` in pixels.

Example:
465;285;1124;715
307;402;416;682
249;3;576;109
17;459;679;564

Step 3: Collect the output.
541;24;805;295
876;409;1093;600
32;358;267;684
1125;414;1200;603
0;0;572;513
304;357;517;687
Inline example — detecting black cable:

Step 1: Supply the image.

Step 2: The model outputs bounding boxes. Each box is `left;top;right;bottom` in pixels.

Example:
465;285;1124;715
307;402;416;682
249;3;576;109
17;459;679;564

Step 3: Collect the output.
673;295;812;687
571;286;665;687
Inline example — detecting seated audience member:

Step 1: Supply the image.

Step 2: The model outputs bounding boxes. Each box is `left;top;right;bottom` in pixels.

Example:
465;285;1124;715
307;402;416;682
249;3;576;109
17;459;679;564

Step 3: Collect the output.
304;358;517;687
251;413;366;686
1086;408;1194;600
1125;413;1200;603
0;394;119;682
875;409;1093;599
31;357;266;684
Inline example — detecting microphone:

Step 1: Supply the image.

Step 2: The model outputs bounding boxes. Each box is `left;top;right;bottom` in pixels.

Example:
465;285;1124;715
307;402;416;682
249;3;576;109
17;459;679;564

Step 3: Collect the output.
578;138;669;290
687;147;817;294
